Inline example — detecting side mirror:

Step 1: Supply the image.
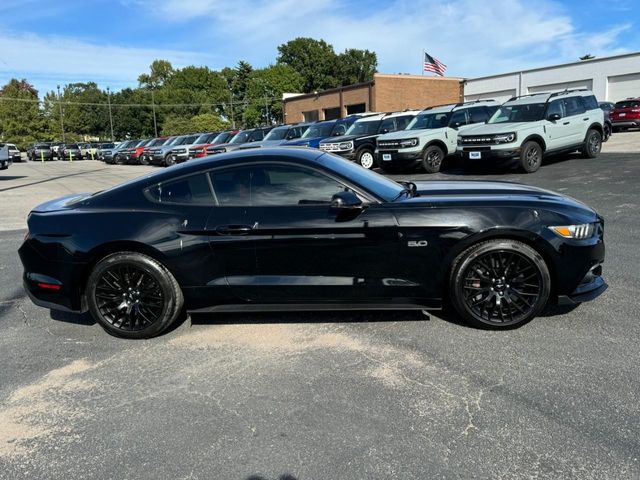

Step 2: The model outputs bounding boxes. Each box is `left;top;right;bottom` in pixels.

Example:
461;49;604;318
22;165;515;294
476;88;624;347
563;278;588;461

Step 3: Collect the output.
452;122;461;129
548;113;562;122
381;128;390;134
331;191;363;209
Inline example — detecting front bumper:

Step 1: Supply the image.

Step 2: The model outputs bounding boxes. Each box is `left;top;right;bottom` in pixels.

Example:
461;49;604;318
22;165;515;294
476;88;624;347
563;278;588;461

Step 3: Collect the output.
459;147;521;161
376;149;422;167
557;265;608;305
0;158;12;169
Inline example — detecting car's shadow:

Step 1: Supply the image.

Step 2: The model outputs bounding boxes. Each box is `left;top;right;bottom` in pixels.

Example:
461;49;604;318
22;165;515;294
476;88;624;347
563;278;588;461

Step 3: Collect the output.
49;309;96;326
0;176;27;181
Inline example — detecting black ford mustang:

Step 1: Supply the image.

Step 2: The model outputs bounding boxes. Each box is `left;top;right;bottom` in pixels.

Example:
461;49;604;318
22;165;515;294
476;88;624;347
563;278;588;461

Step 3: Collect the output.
19;148;606;338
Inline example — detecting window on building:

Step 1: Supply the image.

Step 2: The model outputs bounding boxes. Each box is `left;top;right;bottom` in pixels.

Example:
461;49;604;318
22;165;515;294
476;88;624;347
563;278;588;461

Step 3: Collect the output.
346;103;366;114
323;107;341;120
303;110;319;122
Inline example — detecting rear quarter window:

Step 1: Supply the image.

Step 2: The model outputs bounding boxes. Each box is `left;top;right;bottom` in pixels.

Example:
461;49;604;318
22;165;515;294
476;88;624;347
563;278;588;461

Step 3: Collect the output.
146;173;214;205
582;95;599;111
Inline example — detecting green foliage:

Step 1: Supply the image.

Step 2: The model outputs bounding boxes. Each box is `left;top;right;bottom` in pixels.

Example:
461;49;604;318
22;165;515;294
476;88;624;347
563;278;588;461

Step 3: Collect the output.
138;60;175;89
0;79;48;148
245;64;303;126
161;113;229;135
336;49;378;86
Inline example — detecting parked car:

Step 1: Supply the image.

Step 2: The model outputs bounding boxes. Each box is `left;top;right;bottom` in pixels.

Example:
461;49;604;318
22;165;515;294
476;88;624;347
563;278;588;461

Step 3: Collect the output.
139;137;171;165
169;133;208;164
18;147;607;339
236;123;312;150
28;143;54;161
282;116;363;149
77;142;92;158
180;132;219;159
609;98;640;131
458;89;605;173
375;100;501;173
599;102;615;112
119;139;153;165
147;135;191;167
319;111;420;169
51;142;63;158
0;144;11;170
85;142;102;160
58;143;83;161
3;143;22;162
206;127;273;155
101;140;136;164
200;130;242;157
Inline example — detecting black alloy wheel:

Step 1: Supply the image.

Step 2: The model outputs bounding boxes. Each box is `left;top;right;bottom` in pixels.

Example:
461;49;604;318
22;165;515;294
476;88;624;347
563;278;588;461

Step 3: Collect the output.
164;154;176;167
450;240;550;328
519;141;542;173
86;252;183;339
582;129;602;158
422;145;444;173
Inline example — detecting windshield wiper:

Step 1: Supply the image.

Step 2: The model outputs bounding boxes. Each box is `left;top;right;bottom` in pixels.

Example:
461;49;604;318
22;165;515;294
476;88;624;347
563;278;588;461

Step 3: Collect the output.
394;181;418;200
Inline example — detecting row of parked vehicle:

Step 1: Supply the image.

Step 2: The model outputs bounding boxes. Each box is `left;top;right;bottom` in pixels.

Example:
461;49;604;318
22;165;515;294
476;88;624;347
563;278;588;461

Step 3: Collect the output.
18;92;636;175
25;142;114;161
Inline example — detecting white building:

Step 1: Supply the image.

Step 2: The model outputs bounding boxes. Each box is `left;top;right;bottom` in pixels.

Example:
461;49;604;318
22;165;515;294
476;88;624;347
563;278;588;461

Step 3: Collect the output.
464;52;640;103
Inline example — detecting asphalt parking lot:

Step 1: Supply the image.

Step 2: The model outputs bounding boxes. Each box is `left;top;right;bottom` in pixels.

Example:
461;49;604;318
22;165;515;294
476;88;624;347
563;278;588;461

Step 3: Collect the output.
0;134;639;479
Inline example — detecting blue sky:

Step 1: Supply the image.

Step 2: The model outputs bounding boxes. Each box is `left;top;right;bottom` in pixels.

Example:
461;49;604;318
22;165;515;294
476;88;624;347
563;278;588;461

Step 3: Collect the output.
0;0;637;96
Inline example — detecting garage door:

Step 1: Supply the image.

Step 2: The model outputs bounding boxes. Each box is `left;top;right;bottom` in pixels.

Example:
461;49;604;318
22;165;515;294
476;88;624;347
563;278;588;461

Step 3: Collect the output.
608;73;640;102
464;89;516;104
527;79;593;95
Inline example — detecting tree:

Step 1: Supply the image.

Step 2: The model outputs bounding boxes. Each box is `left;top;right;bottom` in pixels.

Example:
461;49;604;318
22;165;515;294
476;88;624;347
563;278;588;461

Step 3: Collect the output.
161;113;229;135
110;88;156;139
580;54;595;61
56;82;109;138
245;64;303;126
0;79;47;147
277;38;338;93
160;66;229;119
138;60;175;89
336;48;377;86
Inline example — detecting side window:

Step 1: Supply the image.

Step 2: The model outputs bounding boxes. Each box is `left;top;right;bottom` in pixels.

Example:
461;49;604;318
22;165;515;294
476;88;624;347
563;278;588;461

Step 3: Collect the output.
563;96;586;117
546;99;565;119
379;118;395;133
449;109;468;127
249;130;264;141
582;95;598;111
147;174;213;205
486;106;499;118
468;107;489;124
287;127;303;140
210;165;351;207
395;115;414;130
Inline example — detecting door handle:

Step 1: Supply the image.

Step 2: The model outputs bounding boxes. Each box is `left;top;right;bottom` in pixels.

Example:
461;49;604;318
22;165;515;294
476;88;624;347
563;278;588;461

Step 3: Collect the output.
215;224;256;235
583;117;589;121
563;122;570;125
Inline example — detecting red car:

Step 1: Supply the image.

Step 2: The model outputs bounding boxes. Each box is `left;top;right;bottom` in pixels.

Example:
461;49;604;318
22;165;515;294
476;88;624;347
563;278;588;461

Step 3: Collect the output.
139;137;174;165
610;98;640;131
189;130;239;158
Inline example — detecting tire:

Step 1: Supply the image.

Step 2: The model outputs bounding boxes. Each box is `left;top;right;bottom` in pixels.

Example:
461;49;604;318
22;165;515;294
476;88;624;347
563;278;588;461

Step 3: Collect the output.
86;252;184;339
139;154;149;166
114;154;125;165
582;129;602;158
357;149;375;170
164;154;176;167
449;239;551;329
603;123;611;142
421;145;444;173
519;141;542;173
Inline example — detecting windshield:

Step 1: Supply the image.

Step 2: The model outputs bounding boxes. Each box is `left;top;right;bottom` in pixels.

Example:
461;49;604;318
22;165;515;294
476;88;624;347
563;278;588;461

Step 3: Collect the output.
615;100;640;109
165;137;181;146
230;131;251;144
319;153;404;202
66;144;79;149
345;120;381;136
212;132;233;144
263;127;288;141
302;123;334;138
36;144;50;149
407;112;451;130
194;133;211;144
182;135;199;145
488;103;546;123
100;143;115;149
148;138;167;147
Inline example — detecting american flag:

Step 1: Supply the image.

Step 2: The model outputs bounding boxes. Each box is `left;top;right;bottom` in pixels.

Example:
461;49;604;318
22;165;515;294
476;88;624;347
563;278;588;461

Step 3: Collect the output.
423;52;447;76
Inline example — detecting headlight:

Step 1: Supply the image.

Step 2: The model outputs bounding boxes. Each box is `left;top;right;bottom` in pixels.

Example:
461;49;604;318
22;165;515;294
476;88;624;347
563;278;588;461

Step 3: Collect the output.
399;138;419;148
494;132;517;144
339;141;353;150
549;223;595;239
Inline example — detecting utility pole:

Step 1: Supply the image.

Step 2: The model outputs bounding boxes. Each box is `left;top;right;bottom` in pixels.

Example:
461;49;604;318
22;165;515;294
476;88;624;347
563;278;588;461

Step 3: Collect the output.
151;89;158;137
229;88;235;129
106;86;114;141
56;84;65;141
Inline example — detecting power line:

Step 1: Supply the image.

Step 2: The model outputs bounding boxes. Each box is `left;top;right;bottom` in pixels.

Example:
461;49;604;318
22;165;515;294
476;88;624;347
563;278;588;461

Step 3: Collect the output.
0;96;283;107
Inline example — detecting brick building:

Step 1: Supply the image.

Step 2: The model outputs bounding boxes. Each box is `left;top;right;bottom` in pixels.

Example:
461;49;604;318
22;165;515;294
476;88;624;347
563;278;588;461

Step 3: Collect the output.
282;73;463;124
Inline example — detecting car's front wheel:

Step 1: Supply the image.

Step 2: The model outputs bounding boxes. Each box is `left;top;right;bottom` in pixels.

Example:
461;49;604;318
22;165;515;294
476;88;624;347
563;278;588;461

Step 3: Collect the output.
422;145;444;173
357;149;375;169
86;252;184;339
582;129;602;158
519;141;543;173
449;239;551;329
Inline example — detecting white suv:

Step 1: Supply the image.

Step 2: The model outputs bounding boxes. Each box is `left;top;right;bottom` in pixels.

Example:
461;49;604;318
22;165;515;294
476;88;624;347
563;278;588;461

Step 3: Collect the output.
374;100;501;173
458;90;604;173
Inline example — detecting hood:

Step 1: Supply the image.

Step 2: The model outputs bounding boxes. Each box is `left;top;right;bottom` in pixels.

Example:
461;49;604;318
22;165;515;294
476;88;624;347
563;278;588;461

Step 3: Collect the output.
320;134;363;144
460;122;532;135
378;128;445;141
31;193;92;213
238;139;285;149
282;136;324;146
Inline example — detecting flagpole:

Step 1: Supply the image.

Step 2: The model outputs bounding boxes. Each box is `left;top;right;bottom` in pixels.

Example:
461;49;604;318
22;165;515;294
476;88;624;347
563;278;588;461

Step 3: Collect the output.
421;50;424;76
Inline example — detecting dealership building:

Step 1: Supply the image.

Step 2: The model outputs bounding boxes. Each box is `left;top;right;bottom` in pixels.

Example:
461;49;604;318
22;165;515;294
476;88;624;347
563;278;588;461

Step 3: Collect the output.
282;73;463;123
282;52;639;123
464;52;640;104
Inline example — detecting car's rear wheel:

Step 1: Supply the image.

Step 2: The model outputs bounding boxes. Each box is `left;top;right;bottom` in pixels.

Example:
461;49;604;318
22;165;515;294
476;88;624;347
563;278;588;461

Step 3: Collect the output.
582;129;602;158
139;154;149;166
519;141;542;173
86;252;183;339
357;149;375;169
422;145;444;173
164;154;176;167
450;239;550;329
